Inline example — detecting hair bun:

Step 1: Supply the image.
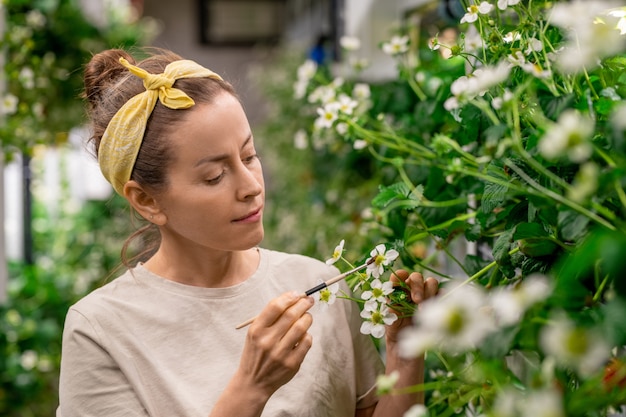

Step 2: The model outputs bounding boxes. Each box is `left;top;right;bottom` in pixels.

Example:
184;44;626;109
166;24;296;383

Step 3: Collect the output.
83;49;135;108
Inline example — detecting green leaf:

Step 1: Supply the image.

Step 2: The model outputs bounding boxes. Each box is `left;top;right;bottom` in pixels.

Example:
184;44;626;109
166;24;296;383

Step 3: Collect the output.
484;124;509;143
553;228;626;306
514;222;548;240
482;181;508;213
540;93;576;120
464;254;491;276
493;228;515;264
594;97;615;116
601;297;626;346
479;325;519;358
464;222;482;242
558;210;590;242
372;183;409;208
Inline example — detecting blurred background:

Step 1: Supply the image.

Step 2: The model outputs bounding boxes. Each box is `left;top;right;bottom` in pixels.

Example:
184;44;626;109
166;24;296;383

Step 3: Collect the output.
0;0;458;414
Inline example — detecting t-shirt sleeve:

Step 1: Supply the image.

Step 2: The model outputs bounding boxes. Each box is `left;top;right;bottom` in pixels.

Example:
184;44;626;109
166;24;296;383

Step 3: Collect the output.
57;308;149;417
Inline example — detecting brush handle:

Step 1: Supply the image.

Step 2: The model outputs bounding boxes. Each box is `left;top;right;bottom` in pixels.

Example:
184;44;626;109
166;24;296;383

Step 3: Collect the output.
235;262;370;329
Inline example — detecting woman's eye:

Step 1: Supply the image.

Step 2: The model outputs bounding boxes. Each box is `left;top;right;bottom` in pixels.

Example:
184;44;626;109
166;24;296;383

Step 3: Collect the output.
244;154;259;164
206;172;224;185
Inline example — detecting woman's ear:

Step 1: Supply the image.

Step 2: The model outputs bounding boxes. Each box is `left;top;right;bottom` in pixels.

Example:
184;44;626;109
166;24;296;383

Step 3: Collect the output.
123;180;166;225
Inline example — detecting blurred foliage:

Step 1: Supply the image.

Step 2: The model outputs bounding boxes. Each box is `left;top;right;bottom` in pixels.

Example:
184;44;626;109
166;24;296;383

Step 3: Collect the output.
0;146;131;416
0;0;153;413
0;0;158;159
255;0;626;415
255;50;403;262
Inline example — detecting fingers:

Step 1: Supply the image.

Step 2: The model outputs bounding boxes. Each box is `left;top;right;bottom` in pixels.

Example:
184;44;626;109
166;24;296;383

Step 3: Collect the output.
278;308;313;351
391;269;439;304
389;269;409;285
285;330;313;367
254;291;309;329
425;277;439;299
238;292;315;396
252;292;315;349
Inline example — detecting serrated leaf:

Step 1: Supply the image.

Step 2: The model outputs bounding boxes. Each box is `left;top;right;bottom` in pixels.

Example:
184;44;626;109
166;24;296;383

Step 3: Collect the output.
372;182;423;210
493;228;515;263
372;183;408;208
482;181;508;213
465;222;482;241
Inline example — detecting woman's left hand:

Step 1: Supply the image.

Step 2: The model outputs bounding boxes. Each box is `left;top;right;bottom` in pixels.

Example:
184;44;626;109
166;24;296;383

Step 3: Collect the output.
385;270;438;343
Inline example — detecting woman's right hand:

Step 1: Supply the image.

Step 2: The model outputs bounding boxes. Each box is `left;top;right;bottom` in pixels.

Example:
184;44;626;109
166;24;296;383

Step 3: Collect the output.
237;291;315;398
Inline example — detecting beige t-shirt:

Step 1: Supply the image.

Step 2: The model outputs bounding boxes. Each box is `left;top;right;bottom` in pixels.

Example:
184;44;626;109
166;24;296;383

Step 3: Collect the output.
57;248;384;417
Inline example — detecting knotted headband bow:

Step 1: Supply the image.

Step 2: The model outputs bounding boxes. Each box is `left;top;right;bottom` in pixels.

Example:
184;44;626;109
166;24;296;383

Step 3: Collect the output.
98;57;223;195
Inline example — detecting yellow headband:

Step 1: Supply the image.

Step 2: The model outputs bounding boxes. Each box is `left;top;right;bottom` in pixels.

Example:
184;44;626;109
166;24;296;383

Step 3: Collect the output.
98;57;223;195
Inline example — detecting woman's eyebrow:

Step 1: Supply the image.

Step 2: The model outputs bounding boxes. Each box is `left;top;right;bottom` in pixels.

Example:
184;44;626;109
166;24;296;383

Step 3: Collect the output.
194;133;253;168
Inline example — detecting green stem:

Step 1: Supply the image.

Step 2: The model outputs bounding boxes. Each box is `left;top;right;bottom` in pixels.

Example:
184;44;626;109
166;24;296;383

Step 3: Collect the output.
581;65;600;101
472;98;501;126
382;198;467;213
348;120;437;159
436;234;471;276
592;273;610;303
395;162;468;208
407;75;427;101
435;350;452;371
441;247;521;299
404;212;478;246
615;179;626;212
595;145;617;167
409;256;456;280
505;159;615;231
391;379;460;396
400;157;533;195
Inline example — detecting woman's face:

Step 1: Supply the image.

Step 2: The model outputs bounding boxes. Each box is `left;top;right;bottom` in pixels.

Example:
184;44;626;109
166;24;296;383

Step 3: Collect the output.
154;92;265;253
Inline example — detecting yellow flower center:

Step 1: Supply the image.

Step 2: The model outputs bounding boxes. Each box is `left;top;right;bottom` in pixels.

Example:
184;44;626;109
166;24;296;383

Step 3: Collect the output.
446;309;464;334
374;254;386;266
566;328;588;356
371;311;384;324
320;288;332;303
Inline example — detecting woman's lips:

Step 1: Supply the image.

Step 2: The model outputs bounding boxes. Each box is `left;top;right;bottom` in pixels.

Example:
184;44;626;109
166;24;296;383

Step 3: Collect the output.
233;207;263;223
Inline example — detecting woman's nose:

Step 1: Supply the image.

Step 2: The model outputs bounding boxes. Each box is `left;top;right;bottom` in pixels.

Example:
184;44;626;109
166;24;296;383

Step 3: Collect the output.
236;163;263;200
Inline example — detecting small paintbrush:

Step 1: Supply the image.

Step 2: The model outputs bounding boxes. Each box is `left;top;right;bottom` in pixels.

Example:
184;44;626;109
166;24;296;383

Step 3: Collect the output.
235;257;374;329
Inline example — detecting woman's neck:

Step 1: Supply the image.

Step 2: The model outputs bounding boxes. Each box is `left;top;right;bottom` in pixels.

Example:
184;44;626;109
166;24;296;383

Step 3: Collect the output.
142;246;260;288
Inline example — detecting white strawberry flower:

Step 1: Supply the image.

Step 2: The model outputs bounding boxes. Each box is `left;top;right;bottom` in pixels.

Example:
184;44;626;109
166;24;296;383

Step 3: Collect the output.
366;244;399;279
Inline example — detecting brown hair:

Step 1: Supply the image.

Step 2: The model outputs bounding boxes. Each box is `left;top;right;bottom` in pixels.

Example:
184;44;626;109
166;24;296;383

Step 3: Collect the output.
83;48;237;267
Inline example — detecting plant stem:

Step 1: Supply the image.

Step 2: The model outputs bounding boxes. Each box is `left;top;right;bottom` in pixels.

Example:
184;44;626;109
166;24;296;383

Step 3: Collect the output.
592;273;610;303
404;212;479;246
441;246;521;299
407;75;427;101
505;159;615;231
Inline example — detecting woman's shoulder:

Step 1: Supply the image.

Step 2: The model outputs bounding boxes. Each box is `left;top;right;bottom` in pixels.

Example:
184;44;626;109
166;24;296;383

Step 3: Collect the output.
67;267;140;316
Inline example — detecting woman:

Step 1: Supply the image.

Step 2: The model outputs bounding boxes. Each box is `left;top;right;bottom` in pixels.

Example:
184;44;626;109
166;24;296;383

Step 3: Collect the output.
57;48;438;417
